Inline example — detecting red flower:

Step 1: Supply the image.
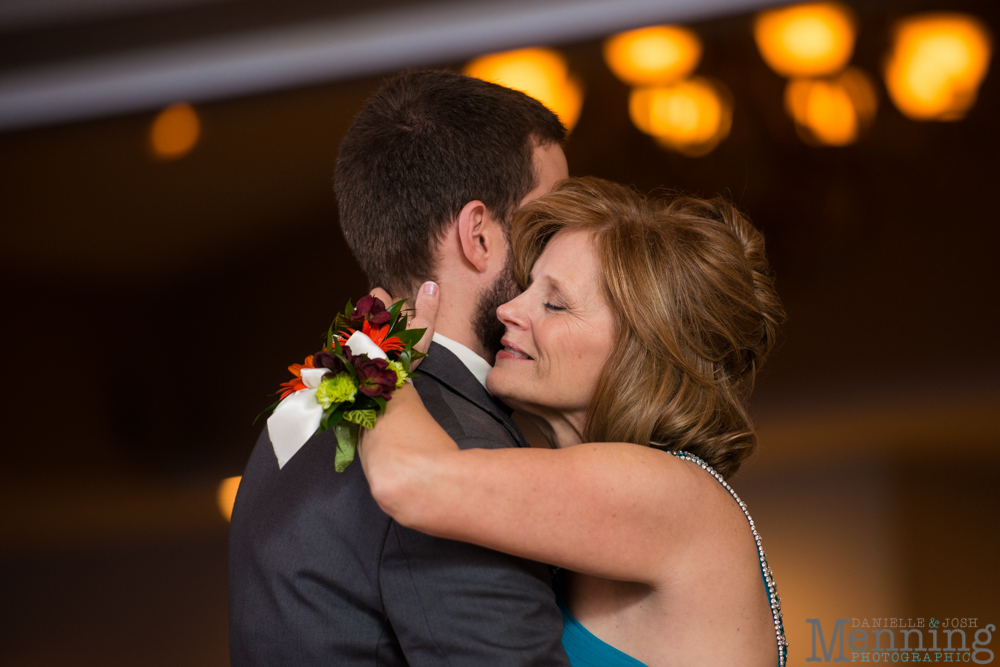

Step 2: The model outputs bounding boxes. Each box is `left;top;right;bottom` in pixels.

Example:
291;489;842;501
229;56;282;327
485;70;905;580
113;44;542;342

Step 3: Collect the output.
351;295;391;326
278;354;315;400
313;349;352;375
355;357;397;400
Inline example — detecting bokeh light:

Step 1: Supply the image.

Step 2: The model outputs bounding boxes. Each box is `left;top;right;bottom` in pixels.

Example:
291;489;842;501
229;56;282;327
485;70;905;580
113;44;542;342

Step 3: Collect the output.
629;77;733;157
150;102;200;160
603;25;702;86
464;47;584;132
754;2;857;78
785;67;878;146
884;13;992;121
217;475;241;521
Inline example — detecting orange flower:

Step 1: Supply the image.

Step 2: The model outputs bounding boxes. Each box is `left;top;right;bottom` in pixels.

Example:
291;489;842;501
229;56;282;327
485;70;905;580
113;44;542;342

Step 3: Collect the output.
363;320;405;353
337;320;404;354
278;354;315;399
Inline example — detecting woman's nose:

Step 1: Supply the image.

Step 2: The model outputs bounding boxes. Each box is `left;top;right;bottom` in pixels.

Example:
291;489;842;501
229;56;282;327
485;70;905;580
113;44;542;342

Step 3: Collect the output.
496;294;528;330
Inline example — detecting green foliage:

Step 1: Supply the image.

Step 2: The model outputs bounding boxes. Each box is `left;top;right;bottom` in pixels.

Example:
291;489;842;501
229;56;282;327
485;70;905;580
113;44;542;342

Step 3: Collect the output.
395;327;426;347
386;299;406;330
333;422;358;472
333;312;362;338
317;406;344;434
343;409;377;430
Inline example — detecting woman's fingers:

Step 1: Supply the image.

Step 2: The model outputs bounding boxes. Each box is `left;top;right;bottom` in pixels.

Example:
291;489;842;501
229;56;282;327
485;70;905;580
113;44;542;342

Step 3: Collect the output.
410;281;440;359
368;282;439;367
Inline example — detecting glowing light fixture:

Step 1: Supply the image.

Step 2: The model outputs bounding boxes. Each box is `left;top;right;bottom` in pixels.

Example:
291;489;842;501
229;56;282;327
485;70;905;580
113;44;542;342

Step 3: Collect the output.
464;48;584;132
629;77;733;157
150;102;200;160
884;13;992;121
218;475;241;521
603;25;702;86
785;68;877;146
754;2;857;78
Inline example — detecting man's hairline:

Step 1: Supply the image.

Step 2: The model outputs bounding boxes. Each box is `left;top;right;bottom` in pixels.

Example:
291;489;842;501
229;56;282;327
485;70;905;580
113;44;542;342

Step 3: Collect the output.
394;133;559;298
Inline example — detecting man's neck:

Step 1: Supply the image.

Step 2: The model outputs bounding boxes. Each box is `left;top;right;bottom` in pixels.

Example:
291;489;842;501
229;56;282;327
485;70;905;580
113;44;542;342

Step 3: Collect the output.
432;302;495;365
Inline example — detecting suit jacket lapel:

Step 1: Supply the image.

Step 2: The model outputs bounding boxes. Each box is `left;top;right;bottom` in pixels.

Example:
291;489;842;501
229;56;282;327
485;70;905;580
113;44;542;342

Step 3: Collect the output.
417;342;529;449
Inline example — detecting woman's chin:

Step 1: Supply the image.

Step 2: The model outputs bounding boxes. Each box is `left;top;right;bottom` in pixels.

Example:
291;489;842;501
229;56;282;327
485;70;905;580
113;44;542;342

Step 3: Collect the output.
485;367;523;406
484;369;506;399
487;370;551;431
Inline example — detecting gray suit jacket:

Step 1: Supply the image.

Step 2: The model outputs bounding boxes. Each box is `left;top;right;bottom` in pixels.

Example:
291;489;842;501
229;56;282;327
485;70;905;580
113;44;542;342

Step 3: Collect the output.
229;342;569;666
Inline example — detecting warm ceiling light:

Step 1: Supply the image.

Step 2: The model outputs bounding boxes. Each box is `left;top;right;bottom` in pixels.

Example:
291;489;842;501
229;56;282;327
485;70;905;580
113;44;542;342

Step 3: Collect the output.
603;25;702;86
754;2;857;78
785;67;877;146
150;102;200;160
217;475;241;521
629;77;733;157
464;47;584;132
884;13;992;121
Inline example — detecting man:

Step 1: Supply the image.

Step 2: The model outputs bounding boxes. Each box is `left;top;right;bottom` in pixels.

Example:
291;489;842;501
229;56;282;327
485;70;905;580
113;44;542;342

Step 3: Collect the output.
230;69;569;666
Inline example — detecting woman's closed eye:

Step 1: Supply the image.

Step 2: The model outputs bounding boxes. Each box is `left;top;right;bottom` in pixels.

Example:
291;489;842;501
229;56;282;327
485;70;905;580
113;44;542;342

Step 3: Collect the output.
544;302;566;312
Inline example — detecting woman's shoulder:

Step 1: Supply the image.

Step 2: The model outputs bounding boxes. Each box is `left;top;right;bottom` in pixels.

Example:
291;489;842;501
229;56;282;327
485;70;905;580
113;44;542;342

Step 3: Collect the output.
627;446;756;543
578;442;741;530
598;443;727;494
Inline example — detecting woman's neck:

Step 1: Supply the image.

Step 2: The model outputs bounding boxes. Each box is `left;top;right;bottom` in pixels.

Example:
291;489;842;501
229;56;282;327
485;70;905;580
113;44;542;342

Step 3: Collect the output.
523;409;587;449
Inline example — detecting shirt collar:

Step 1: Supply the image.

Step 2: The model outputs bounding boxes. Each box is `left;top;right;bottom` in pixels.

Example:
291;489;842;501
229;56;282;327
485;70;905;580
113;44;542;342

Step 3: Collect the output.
431;333;492;389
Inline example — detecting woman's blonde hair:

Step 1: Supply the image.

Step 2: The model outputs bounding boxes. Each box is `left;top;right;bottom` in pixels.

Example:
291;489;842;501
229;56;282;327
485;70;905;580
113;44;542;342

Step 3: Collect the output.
511;177;785;479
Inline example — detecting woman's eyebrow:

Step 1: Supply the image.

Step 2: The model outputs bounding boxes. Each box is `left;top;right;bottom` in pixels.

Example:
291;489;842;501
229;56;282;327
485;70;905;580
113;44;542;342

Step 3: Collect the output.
528;271;569;300
546;277;571;302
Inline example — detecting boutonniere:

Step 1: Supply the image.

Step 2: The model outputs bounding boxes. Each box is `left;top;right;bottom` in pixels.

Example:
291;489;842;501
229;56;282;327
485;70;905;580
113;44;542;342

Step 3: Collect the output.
261;296;426;471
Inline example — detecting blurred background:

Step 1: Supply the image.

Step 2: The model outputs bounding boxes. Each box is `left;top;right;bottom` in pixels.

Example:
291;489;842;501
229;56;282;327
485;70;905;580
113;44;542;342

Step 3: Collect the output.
1;0;998;665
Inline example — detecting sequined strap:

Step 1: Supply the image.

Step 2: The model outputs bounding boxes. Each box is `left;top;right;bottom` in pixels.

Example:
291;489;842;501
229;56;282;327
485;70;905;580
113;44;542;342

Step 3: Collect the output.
667;450;788;667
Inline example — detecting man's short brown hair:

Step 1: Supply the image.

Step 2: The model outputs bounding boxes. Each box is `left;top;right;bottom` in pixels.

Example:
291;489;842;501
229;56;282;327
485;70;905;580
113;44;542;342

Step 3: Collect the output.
335;69;565;297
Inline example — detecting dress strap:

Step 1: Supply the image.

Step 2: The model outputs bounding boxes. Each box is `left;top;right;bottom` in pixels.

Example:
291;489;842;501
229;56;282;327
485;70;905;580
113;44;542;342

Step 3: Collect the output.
667;450;789;667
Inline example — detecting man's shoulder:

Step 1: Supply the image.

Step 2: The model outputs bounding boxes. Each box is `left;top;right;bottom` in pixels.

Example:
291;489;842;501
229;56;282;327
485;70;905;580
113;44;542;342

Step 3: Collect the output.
413;370;519;451
232;426;391;545
229;427;400;664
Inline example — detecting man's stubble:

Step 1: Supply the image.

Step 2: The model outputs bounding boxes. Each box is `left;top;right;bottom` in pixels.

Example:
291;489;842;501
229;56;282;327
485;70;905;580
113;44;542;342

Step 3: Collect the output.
473;251;519;356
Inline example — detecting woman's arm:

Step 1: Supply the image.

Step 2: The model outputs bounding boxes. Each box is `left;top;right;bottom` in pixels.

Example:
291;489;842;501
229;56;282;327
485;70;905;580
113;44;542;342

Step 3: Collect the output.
361;385;717;585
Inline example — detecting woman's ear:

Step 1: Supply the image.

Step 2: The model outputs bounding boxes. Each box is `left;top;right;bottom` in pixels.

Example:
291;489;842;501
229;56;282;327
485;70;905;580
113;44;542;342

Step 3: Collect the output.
456;199;496;273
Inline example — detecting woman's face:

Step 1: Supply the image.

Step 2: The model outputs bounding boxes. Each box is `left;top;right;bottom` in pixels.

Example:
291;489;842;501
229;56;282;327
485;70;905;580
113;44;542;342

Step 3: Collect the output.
486;228;616;443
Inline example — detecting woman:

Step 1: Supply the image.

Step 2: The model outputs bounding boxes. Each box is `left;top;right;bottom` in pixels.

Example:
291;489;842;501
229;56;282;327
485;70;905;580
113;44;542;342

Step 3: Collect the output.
361;177;788;666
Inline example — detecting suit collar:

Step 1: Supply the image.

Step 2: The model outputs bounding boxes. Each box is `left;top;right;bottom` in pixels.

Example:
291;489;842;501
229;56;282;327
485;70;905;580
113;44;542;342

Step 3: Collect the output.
431;332;491;388
418;342;529;448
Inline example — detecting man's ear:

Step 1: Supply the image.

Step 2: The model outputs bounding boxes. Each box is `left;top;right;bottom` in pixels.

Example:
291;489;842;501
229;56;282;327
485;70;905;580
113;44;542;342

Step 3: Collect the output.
456;199;498;274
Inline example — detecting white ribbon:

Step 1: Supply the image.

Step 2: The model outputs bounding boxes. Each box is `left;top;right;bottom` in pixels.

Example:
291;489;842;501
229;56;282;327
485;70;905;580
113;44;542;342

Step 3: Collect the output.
267;367;327;468
344;329;388;360
268;330;386;467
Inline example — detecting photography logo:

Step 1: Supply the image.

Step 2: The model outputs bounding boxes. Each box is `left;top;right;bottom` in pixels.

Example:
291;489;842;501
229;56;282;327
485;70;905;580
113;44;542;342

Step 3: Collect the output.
806;617;995;663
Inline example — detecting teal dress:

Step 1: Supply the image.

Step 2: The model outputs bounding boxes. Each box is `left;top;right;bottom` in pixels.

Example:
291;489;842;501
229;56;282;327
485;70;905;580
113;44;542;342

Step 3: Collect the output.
553;450;788;667
555;572;649;666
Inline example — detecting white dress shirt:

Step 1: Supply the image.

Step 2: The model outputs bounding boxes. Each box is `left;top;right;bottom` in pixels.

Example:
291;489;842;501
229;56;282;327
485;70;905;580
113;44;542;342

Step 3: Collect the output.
432;332;492;389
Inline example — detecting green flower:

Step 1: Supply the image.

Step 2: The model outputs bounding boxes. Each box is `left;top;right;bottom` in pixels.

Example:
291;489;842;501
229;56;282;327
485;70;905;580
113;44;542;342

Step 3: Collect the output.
316;372;357;409
387;360;409;388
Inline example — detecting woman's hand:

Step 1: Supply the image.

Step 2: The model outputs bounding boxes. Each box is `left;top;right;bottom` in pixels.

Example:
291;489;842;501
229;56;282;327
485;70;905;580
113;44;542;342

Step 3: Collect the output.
369;282;439;370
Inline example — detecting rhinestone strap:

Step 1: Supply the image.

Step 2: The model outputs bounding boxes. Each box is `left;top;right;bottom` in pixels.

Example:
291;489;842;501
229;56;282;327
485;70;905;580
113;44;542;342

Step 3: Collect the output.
668;450;788;667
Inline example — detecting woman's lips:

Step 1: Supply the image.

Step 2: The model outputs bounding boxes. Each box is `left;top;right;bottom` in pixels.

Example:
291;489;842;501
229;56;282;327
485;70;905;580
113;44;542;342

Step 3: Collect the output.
498;339;533;361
